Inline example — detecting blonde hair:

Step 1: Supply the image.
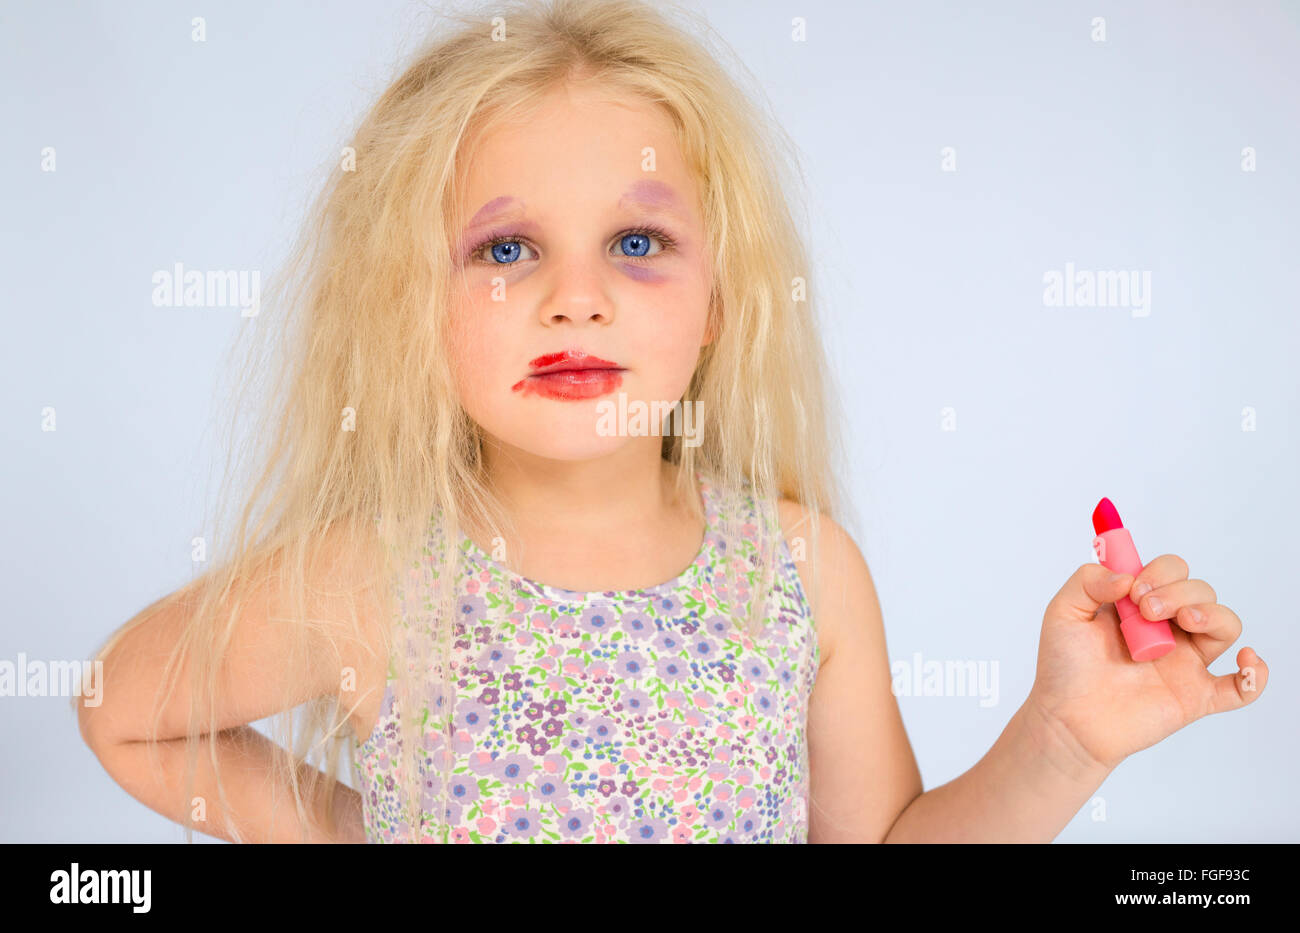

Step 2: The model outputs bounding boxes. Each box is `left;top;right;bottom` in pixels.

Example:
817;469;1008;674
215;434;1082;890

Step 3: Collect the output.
85;0;845;844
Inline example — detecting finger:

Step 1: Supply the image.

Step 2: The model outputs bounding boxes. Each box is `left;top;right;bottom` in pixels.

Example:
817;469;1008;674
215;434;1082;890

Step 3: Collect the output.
1207;646;1268;716
1135;578;1217;622
1049;563;1135;624
1175;602;1243;665
1129;553;1190;603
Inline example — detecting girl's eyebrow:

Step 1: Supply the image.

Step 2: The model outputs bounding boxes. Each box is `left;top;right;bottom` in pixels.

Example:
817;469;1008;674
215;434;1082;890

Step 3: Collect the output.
463;181;688;233
617;180;685;217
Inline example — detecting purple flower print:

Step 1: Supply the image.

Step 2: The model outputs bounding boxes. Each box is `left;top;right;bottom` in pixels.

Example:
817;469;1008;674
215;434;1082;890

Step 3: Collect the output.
603;795;631;821
717;664;736;683
544;697;567;716
479;643;516;669
620;612;656;641
627;817;669;843
534;776;564;800
734;805;760;837
562;733;585;752
529;738;552;755
775;662;794;688
454;703;490;735
558;807;594;838
702;800;733;829
434;799;463;826
621;689;652;716
579;605;616;634
445;775;480;805
495;753;533;784
652;595;680;616
620;780;638;796
616;651;647;679
741;657;767;681
420;774;444;800
752;688;778;716
655;631;683;653
523;701;545;721
655;655;689;683
457;595;486;622
703;614;730;637
502;671;523;692
540;717;563;738
478;686;499;705
501;807;542;840
514;724;537;744
473;625;492;644
586;716;617;742
596;778;617;797
689;637;715;661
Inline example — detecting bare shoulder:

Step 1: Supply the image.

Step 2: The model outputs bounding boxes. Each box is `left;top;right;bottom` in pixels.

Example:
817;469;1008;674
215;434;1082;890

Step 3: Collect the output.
774;498;881;668
80;515;391;750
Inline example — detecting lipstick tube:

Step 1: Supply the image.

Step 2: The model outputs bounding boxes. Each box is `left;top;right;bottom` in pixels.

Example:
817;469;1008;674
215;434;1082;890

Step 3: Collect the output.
1091;501;1176;661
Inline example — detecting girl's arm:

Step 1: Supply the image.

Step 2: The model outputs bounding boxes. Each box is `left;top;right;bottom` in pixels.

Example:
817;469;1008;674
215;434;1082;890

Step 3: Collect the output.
797;511;1265;843
78;522;384;843
86;725;366;844
795;512;1106;843
780;504;922;843
881;698;1112;843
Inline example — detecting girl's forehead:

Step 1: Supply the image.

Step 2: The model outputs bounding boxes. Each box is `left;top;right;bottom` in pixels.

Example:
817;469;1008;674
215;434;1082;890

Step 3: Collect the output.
462;179;692;230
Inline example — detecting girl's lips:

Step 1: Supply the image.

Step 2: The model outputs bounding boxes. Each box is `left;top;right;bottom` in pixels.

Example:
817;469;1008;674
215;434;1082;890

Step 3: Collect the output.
512;368;625;401
527;349;621;375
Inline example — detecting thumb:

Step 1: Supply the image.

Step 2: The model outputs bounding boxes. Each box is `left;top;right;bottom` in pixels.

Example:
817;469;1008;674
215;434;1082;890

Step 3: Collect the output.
1046;563;1133;624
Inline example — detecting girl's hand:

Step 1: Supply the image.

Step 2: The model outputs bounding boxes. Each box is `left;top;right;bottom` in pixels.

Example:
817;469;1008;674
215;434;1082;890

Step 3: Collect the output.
1026;555;1268;772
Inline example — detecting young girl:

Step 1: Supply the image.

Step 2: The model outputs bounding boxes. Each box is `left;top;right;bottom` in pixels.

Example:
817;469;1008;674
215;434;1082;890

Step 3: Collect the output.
77;0;1267;844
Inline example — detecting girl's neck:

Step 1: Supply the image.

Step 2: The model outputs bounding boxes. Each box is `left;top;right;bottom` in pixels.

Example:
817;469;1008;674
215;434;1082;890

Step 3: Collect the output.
466;447;705;592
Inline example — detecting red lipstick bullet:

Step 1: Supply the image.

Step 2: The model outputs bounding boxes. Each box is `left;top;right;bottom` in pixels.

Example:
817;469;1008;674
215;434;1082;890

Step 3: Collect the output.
1090;497;1177;661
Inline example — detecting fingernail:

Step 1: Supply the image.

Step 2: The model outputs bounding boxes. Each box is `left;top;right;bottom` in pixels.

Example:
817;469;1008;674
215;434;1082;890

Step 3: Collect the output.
1133;582;1152;599
1186;607;1203;625
1108;572;1126;584
1146;595;1163;617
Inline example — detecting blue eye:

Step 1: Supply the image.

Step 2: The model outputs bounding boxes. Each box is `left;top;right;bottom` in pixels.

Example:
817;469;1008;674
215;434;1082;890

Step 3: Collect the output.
469;226;676;266
486;240;536;264
617;233;659;258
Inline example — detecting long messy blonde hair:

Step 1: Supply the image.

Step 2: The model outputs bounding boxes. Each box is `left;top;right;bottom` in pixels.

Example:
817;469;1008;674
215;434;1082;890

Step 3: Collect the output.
85;0;845;844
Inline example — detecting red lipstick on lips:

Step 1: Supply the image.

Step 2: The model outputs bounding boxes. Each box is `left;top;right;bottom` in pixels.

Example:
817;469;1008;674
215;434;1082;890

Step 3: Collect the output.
512;349;626;401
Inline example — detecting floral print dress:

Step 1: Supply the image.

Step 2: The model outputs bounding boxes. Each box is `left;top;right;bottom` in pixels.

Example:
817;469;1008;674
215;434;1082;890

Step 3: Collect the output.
353;469;820;843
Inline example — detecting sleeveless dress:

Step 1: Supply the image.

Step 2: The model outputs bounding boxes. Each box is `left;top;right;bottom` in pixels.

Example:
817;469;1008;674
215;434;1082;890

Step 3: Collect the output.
353;469;820;843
